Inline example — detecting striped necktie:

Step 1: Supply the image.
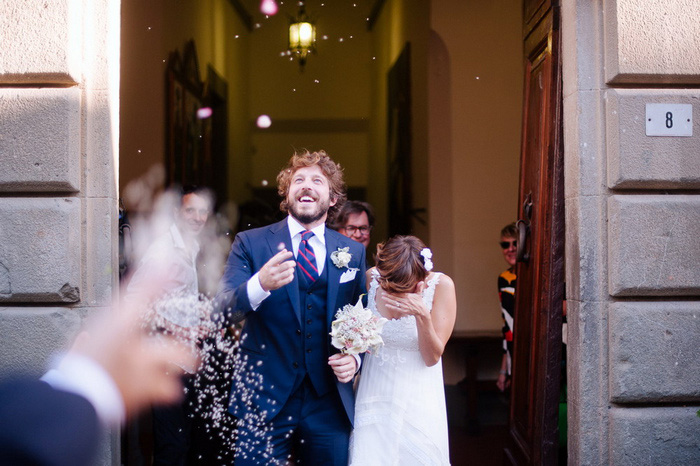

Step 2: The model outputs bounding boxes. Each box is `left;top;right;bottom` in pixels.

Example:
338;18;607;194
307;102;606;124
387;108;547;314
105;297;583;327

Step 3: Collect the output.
297;230;319;283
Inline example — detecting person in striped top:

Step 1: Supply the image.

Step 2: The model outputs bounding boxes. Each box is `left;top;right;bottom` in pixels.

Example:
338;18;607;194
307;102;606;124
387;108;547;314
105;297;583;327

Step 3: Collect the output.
497;222;517;392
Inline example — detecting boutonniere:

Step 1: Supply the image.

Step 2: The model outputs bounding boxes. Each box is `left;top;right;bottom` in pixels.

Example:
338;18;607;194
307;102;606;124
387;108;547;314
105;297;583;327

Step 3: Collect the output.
331;247;353;269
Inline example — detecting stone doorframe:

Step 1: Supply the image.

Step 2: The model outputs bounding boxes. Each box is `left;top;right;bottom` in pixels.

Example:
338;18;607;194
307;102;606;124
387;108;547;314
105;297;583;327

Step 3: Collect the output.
562;1;700;463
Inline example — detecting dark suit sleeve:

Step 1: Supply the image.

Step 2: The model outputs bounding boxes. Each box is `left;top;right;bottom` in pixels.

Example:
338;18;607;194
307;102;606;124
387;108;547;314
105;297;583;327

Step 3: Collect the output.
213;231;256;326
0;379;101;466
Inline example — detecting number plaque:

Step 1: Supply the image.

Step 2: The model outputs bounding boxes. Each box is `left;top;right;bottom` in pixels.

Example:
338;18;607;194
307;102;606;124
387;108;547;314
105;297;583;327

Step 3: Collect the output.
645;103;693;137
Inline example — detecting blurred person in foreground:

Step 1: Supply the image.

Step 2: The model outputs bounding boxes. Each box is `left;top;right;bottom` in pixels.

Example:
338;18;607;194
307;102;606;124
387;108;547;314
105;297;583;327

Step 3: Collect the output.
0;278;196;466
497;222;518;392
125;185;213;465
328;200;375;250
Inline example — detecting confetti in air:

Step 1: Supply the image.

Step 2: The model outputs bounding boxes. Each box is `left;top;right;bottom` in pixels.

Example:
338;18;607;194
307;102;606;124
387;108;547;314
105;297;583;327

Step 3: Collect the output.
260;0;278;16
138;291;278;463
119;183;283;462
256;115;272;128
197;107;213;119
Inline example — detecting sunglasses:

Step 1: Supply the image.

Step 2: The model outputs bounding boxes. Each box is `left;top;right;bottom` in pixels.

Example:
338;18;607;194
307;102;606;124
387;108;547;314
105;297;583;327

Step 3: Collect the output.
500;240;517;249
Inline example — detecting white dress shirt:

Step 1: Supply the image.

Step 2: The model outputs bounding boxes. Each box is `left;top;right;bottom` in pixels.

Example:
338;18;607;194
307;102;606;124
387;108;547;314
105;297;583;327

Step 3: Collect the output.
247;216;327;309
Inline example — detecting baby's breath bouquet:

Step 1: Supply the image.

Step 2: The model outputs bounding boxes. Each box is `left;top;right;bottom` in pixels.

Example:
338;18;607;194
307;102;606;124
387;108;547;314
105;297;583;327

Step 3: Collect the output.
330;296;388;355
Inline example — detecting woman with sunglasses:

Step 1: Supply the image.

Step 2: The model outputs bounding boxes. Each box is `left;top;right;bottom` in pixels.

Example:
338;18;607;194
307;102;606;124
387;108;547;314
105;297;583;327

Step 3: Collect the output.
497;222;518;392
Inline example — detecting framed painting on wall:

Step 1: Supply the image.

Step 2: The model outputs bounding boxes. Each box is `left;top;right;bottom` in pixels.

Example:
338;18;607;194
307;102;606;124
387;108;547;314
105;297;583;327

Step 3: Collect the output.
165;40;211;188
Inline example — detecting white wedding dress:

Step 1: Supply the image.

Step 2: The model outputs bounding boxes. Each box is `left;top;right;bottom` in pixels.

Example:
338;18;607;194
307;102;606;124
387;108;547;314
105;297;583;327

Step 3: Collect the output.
349;271;450;465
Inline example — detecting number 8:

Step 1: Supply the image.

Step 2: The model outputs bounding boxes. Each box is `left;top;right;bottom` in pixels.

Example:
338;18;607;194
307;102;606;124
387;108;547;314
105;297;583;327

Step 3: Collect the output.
666;112;673;129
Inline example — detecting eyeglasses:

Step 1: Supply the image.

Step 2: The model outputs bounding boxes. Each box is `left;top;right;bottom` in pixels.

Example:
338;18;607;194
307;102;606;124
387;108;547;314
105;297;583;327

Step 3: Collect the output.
343;225;371;236
500;240;517;249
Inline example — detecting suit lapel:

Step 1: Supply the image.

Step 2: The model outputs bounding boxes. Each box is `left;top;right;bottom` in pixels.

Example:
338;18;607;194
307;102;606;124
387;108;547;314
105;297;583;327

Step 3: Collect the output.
325;229;343;326
267;220;301;324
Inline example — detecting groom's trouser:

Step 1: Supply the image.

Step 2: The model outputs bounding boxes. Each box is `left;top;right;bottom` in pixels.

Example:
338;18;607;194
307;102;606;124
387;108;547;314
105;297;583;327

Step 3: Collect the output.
234;375;351;465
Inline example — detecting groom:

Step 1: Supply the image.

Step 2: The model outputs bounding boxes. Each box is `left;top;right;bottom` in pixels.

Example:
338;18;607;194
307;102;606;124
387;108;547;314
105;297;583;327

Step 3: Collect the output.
215;150;366;465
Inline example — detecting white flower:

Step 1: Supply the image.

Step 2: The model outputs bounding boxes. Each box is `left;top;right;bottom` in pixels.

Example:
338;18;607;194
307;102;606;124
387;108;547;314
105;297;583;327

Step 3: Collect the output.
331;247;352;268
420;247;433;271
330;297;388;355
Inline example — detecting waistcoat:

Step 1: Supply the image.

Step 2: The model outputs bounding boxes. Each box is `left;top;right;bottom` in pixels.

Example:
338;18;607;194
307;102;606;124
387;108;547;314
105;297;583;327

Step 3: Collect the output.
297;263;332;396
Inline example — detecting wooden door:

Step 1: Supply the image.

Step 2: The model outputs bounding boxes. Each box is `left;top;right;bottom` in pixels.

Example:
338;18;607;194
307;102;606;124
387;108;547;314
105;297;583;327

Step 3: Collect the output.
504;1;565;464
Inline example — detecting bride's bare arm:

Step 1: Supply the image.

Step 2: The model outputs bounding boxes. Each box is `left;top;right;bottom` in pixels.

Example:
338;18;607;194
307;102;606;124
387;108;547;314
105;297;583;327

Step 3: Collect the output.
383;275;457;366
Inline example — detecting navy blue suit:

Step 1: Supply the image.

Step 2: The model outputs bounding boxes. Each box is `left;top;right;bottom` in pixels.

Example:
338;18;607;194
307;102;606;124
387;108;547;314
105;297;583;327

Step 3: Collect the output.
216;218;366;464
0;379;101;466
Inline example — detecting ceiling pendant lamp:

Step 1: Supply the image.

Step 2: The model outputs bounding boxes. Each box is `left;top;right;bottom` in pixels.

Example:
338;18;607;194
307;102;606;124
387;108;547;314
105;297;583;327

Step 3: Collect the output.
288;2;316;71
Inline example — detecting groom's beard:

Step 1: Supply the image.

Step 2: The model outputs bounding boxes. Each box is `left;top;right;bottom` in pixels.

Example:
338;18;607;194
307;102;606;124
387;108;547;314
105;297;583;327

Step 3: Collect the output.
289;191;331;225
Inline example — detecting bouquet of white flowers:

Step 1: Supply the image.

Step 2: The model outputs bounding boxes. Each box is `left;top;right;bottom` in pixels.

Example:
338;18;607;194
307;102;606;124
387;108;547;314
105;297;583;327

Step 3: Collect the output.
330;297;388;355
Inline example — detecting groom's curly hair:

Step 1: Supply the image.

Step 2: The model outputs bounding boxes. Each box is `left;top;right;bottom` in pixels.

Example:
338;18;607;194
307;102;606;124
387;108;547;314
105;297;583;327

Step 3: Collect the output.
277;149;347;216
375;235;429;294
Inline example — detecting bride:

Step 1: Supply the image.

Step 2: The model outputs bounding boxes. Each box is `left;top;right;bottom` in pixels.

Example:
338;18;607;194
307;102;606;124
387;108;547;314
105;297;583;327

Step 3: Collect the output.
349;235;457;465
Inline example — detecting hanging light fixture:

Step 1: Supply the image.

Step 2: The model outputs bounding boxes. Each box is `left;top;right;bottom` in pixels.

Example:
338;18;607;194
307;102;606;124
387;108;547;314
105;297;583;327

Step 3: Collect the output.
288;2;316;71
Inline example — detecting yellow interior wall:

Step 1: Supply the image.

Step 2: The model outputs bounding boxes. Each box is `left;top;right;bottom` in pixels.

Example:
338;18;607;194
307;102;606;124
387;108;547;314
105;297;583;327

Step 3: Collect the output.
431;0;523;337
368;0;431;252
246;0;373;196
120;0;250;205
370;0;522;338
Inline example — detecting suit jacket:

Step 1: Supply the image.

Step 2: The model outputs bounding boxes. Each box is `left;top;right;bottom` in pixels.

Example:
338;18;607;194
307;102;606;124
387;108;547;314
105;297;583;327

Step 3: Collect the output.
0;379;101;466
215;218;367;424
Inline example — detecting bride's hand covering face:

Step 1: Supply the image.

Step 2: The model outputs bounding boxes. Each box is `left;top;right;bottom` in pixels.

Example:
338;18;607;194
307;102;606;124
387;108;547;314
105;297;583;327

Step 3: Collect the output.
381;281;428;319
374;236;457;367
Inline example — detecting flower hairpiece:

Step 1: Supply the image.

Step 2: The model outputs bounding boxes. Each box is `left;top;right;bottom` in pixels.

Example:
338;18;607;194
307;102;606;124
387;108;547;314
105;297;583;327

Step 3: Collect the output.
420;248;433;271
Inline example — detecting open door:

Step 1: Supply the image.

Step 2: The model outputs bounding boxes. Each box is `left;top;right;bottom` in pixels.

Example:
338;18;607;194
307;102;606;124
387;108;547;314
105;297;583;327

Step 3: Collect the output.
504;1;565;464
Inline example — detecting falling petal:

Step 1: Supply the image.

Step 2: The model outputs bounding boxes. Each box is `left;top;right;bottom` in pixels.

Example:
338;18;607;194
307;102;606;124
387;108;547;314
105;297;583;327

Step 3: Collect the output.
197;107;213;119
256;115;272;128
260;0;279;15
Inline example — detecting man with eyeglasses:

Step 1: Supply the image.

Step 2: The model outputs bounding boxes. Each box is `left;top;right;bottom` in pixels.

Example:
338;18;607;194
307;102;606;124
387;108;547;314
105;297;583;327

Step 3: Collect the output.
329;200;375;250
497;222;517;392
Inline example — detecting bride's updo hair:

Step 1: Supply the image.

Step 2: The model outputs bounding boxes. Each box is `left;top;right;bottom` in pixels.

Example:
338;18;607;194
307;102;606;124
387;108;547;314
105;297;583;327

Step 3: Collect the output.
375;235;429;294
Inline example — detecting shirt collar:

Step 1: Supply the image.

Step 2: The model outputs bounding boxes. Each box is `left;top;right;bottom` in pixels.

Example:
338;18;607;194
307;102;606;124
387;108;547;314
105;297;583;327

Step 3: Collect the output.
170;223;200;256
287;215;326;245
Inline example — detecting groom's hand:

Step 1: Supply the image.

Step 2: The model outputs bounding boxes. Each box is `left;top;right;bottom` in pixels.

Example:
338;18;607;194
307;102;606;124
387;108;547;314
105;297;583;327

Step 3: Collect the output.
259;249;296;292
328;353;357;384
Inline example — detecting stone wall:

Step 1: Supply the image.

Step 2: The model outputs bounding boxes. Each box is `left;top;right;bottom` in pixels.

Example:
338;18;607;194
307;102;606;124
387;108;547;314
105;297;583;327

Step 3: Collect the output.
562;0;700;463
0;0;119;460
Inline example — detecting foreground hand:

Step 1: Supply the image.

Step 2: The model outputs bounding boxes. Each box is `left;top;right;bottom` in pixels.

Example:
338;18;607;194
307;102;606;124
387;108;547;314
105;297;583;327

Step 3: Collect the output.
71;303;197;419
259;249;296;291
382;281;427;319
328;353;357;384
